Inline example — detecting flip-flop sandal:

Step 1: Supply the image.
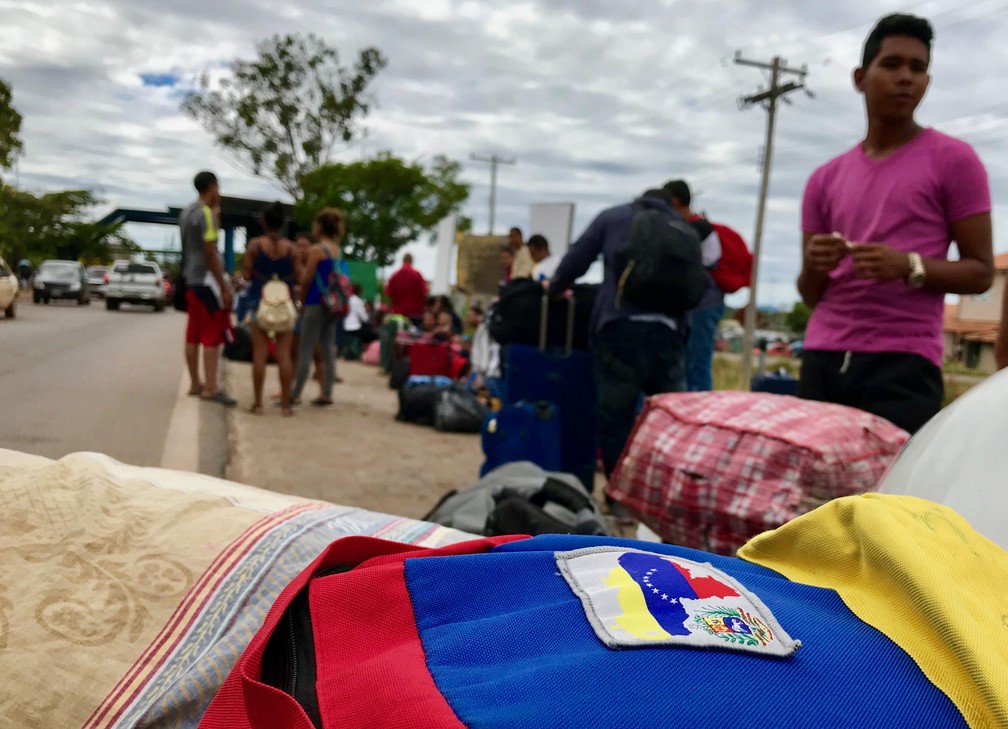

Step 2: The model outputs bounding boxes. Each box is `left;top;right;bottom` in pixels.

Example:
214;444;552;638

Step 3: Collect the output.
202;391;237;407
310;398;334;407
248;404;264;415
280;407;295;417
188;386;204;396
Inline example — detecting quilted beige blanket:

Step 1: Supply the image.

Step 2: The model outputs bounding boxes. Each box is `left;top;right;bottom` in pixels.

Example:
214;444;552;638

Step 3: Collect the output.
0;449;470;728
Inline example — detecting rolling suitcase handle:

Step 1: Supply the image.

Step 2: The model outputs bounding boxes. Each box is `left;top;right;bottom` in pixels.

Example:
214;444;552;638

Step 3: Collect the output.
539;292;575;355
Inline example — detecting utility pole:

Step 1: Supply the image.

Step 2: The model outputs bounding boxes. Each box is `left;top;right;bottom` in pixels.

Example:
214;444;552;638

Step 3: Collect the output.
470;153;515;235
734;52;808;390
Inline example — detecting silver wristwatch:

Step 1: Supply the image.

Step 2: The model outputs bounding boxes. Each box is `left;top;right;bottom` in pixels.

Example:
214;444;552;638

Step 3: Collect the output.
907;252;926;288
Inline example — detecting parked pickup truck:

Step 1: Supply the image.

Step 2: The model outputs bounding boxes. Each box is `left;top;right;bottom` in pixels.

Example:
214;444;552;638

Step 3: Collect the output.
105;260;167;312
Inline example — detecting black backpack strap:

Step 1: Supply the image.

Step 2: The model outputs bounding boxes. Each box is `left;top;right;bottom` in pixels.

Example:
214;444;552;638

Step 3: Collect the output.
689;216;715;241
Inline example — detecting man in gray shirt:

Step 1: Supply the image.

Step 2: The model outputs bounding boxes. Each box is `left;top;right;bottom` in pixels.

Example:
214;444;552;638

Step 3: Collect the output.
180;170;235;405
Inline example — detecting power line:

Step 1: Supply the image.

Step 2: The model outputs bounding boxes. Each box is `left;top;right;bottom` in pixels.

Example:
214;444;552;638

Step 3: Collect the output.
470;153;516;235
691;0;1008;112
734;51;810;390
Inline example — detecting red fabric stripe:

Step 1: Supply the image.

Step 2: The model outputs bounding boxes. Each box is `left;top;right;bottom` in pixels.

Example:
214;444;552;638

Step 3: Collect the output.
311;561;466;728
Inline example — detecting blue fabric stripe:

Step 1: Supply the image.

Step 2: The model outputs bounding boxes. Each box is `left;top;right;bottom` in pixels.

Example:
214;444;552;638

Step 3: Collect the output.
406;534;966;729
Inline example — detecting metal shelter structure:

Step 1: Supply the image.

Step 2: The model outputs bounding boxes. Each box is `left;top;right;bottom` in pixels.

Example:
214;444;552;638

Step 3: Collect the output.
97;196;296;272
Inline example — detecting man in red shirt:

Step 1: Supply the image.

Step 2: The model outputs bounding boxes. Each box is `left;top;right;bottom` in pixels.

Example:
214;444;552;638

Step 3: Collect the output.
385;253;428;326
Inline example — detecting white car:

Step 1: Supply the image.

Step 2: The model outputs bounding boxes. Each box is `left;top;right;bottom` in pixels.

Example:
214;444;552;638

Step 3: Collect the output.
0;256;17;319
105;260;167;312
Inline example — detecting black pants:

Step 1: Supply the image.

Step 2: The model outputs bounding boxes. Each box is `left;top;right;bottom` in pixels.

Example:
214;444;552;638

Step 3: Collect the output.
594;319;687;477
798;350;943;434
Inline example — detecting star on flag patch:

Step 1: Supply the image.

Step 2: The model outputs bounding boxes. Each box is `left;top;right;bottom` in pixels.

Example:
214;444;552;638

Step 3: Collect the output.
556;547;801;658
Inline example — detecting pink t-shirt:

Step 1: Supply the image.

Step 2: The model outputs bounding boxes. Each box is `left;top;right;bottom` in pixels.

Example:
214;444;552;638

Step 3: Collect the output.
802;128;990;366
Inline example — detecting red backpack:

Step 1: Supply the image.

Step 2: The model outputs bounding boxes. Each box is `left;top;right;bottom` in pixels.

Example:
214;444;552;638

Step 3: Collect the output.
710;222;753;294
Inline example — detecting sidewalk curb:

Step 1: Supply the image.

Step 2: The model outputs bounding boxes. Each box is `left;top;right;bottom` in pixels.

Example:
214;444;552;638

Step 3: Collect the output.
223;361;240;481
160;372;201;472
160;364;233;478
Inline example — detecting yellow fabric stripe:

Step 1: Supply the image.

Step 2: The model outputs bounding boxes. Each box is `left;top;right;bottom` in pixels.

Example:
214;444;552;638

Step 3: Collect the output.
201;204;218;243
738;494;1008;729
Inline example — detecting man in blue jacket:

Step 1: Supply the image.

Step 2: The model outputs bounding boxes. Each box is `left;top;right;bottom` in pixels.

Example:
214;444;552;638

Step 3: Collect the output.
549;187;689;483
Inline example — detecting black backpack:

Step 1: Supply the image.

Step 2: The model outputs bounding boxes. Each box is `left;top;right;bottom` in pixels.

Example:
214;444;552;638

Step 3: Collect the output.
223;325;253;362
488;279;598;351
615;204;708;316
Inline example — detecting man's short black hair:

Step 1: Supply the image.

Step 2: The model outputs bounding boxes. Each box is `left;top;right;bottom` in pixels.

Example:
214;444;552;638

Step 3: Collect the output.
862;13;934;68
642;188;676;207
663;179;691;207
193;170;217;194
509;226;522;237
527;234;549;251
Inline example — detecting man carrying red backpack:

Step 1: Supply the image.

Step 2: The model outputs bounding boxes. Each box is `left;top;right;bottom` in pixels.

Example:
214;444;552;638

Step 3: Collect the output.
665;180;753;391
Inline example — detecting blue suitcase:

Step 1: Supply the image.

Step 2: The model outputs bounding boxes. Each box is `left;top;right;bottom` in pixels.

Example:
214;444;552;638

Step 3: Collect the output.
504;293;597;490
751;369;799;396
481;401;562;476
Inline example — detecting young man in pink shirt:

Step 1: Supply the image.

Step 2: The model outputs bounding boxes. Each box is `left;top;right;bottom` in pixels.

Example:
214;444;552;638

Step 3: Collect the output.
798;13;994;433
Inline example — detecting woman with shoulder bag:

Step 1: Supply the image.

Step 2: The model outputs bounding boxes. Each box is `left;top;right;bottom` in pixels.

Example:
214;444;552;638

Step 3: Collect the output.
292;208;346;407
241;202;299;416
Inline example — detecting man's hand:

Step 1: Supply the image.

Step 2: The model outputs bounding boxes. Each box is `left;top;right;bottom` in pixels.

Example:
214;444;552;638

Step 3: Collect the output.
803;233;848;273
221;287;233;312
850;243;912;281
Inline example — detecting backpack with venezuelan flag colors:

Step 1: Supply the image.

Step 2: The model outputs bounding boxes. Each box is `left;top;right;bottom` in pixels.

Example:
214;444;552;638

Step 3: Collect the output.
200;494;1007;729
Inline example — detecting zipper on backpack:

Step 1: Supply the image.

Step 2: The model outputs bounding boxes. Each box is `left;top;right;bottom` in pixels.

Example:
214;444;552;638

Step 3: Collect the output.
262;563;357;729
284;609;299;699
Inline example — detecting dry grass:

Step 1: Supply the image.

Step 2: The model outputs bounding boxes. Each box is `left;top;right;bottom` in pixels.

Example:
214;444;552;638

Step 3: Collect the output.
712;354;798;391
713;352;979;406
943;377;977;406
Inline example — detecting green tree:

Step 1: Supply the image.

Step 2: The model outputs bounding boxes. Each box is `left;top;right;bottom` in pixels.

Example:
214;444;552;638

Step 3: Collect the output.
0;77;23;172
786;301;813;336
0;185;137;264
294;153;469;266
182;34;387;197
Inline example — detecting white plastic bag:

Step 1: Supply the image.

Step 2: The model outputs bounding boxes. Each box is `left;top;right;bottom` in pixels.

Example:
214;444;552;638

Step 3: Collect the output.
879;367;1008;550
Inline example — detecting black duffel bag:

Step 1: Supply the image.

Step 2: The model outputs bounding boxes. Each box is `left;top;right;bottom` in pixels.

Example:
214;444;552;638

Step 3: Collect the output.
488;279;598;351
396;383;448;426
434;388;489;433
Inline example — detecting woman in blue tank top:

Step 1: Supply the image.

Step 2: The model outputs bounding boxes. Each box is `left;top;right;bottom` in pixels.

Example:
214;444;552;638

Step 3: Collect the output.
240;202;298;415
292;208;346;407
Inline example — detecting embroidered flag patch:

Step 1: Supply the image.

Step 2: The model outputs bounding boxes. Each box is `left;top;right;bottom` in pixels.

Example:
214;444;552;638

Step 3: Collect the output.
556;547;801;658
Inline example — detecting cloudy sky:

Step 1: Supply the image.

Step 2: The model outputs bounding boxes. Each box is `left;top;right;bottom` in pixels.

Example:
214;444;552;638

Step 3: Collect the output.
2;0;1006;306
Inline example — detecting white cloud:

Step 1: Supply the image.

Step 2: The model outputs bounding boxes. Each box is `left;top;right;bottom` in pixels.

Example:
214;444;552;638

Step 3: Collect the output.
1;0;1006;306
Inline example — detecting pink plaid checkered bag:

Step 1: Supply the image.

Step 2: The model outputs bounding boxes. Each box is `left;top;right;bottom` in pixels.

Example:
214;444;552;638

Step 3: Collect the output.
608;392;909;554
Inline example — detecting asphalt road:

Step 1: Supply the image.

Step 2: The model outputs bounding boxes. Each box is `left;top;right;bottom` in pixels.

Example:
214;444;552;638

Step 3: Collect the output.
0;294;226;472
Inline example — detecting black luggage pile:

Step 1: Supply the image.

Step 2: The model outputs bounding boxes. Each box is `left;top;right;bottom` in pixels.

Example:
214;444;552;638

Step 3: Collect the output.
396;376;490;434
482;283;599;490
